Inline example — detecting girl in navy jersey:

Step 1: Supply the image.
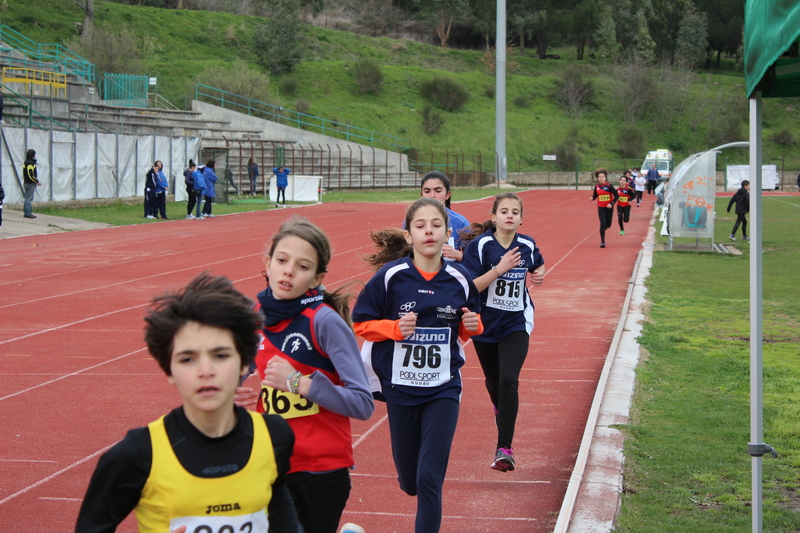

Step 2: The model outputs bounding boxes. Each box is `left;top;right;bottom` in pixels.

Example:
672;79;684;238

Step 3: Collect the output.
235;216;374;533
616;177;635;236
461;192;545;472
352;198;483;533
591;168;618;248
418;171;470;261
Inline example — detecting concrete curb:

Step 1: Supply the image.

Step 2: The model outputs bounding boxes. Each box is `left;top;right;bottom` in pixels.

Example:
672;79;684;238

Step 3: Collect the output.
0;208;112;239
561;206;657;532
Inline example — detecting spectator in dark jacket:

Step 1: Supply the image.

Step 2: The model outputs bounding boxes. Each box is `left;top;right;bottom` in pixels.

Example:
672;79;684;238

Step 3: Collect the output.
155;164;169;219
184;160;199;219
727;180;750;242
201;160;218;218
23;149;41;219
645;164;660;195
144;161;160;219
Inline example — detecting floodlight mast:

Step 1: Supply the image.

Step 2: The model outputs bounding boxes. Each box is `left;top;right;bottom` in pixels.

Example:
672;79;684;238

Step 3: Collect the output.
495;0;506;184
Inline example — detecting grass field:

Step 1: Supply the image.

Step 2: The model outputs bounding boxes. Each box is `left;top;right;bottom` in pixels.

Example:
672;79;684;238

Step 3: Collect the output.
616;194;800;532
26;193;800;531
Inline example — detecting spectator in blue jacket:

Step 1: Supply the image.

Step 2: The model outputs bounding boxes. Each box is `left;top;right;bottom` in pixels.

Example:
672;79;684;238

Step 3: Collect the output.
192;165;205;219
155;163;169;219
273;166;291;207
201;160;218;218
645;164;660;196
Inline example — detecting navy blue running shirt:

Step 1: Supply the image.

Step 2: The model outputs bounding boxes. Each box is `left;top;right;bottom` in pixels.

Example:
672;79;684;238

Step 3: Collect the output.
461;230;545;343
352;256;482;406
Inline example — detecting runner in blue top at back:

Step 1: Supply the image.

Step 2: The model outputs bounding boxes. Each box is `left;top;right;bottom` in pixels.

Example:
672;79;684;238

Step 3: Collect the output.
404;171;470;261
460;192;546;472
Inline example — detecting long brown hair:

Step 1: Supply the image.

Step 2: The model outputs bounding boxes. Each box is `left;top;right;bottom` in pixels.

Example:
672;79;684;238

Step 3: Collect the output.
265;216;354;327
460;192;524;247
364;198;449;269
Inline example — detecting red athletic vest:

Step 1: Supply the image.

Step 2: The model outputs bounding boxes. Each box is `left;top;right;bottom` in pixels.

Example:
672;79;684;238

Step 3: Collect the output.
595;183;614;207
255;303;354;473
617;186;633;206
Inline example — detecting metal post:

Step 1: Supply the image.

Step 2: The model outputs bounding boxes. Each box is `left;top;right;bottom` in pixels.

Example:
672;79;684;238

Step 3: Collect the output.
749;92;764;533
495;0;506;184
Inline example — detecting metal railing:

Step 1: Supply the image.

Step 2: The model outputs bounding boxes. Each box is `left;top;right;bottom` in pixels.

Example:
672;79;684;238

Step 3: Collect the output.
103;73;148;107
0;24;96;84
3;66;67;98
195;84;411;152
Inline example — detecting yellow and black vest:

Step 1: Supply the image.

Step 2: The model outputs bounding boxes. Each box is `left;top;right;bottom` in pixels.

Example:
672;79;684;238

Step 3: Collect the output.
134;411;278;533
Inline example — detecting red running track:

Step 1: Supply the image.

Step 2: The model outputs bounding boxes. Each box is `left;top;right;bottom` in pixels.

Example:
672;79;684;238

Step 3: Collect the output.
0;190;655;532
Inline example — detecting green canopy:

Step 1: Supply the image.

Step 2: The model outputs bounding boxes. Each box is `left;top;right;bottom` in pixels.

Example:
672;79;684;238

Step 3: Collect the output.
744;0;800;98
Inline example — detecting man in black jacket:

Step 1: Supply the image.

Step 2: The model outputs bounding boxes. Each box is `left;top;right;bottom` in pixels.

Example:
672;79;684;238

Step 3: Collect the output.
23;149;41;219
727;180;750;242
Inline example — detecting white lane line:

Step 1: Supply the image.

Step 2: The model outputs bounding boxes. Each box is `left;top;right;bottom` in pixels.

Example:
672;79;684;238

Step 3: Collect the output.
0;445;113;506
0;348;146;401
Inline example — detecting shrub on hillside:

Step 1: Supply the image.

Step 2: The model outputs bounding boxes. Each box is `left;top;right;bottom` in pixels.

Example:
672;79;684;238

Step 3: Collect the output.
553;64;594;119
554;126;580;170
353;58;384;95
513;95;531;108
65;25;144;82
280;77;299;96
420;76;470;112
421;104;445;134
254;0;303;75
296;99;312;115
771;127;796;146
616;125;645;159
191;59;275;106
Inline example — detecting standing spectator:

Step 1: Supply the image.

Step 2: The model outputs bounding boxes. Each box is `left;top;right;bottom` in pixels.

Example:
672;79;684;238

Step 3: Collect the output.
796;172;800;192
273;166;291;207
155;162;169;220
591;168;618;248
192;164;206;219
645;163;660;195
184;160;198;219
727;180;750;242
23;149;41;219
144;161;160;220
201;160;218;218
634;170;646;207
248;157;259;195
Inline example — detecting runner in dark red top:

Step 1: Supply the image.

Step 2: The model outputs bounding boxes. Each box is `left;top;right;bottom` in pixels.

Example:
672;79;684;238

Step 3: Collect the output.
590;169;618;248
616;177;634;236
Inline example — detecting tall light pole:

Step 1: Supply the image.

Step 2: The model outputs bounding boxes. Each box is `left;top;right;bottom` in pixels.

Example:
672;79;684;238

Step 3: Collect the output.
495;0;507;184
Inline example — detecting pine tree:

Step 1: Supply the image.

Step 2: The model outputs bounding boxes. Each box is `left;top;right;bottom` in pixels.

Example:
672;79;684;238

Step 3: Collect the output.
632;9;656;63
593;7;620;61
675;3;708;67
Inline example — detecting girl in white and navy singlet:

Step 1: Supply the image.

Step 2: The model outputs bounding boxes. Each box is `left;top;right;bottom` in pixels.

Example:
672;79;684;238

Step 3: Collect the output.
461;192;545;472
353;198;483;533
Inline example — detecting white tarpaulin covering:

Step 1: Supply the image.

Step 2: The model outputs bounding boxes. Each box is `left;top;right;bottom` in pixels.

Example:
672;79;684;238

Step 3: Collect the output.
665;150;717;238
1;127;200;205
269;175;321;202
726;164;779;190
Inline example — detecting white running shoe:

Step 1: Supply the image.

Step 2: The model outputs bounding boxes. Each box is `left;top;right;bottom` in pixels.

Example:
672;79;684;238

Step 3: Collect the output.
339;524;365;533
186;214;195;219
206;213;215;218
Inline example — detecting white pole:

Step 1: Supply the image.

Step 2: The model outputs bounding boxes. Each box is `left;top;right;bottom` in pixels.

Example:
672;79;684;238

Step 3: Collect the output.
495;0;506;184
749;92;763;533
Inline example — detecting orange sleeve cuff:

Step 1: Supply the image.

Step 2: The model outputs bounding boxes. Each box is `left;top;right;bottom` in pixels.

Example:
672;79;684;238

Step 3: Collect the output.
353;320;404;342
459;314;484;342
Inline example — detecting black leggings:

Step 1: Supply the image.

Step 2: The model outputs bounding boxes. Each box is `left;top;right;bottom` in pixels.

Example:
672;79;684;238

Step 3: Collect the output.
617;205;631;231
473;330;530;449
277;186;286;204
635;190;643;204
286;468;351;533
598;206;614;244
731;214;748;237
186;187;198;215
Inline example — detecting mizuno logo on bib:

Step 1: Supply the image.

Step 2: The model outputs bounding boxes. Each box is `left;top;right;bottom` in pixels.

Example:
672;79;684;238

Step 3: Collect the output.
392;327;451;387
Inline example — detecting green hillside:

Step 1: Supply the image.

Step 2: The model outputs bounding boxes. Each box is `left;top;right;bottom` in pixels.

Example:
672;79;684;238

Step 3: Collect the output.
6;0;800;172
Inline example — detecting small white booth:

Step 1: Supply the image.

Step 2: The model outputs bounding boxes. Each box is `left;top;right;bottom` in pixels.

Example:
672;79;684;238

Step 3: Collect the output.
268;175;322;203
726;164;779;190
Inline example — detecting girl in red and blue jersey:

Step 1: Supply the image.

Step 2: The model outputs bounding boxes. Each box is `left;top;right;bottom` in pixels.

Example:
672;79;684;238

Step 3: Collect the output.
616;176;635;236
235;216;374;533
591;168;618;248
461;192;545;472
352;198;483;533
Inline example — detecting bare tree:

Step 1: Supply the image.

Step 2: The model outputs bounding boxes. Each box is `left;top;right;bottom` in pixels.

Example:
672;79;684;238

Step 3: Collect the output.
608;55;656;123
553;64;595;119
75;0;94;41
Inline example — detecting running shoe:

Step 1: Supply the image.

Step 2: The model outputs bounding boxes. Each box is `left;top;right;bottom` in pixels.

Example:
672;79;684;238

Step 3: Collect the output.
729;234;736;241
619;230;625;235
742;236;750;241
186;214;195;219
600;242;606;248
206;213;215;218
491;447;515;472
146;215;156;219
339;525;365;533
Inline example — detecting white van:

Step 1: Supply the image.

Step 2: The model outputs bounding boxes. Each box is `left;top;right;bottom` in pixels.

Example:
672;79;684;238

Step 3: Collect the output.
641;149;674;181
